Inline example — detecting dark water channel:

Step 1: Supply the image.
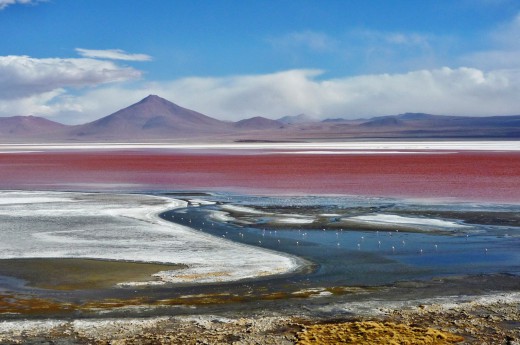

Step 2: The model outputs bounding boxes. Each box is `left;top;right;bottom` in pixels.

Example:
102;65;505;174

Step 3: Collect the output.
161;193;520;288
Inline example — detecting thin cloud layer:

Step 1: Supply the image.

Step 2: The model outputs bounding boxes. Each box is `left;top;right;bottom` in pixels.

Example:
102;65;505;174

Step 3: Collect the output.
0;0;43;10
75;48;153;61
462;13;520;69
0;55;142;100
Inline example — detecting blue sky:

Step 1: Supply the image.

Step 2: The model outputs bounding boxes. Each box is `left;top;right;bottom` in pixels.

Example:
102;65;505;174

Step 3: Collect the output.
1;0;520;123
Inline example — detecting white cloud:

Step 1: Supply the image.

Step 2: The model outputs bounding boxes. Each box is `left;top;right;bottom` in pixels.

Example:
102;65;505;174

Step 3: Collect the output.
0;55;142;100
75;48;152;61
149;67;520;119
11;67;519;123
0;0;44;10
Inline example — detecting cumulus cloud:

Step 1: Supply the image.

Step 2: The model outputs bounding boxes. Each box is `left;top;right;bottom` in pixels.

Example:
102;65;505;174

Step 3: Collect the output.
0;0;44;10
14;67;519;123
75;48;152;61
0;55;142;100
159;67;520;119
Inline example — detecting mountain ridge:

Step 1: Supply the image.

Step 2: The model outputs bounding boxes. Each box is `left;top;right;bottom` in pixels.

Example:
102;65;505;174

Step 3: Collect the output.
1;95;520;142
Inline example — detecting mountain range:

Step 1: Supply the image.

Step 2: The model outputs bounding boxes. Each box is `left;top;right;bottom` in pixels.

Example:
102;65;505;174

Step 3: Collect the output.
1;95;520;142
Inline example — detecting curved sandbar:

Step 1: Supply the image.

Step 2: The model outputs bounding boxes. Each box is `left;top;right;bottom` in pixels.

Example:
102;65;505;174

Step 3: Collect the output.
0;191;304;286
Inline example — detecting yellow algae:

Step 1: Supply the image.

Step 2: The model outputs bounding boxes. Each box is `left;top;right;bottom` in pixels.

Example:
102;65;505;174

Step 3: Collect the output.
0;293;74;314
297;321;464;345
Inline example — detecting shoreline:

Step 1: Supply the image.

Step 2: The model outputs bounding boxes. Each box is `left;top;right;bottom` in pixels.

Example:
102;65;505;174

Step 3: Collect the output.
0;190;519;343
0;191;305;287
0;290;518;344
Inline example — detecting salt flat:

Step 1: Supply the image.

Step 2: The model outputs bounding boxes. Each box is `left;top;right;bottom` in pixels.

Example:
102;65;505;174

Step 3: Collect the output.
0;140;520;152
0;191;301;285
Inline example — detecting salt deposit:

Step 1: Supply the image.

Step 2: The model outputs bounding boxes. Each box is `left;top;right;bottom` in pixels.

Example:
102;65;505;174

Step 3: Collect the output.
345;214;469;229
0;191;302;285
0;140;519;152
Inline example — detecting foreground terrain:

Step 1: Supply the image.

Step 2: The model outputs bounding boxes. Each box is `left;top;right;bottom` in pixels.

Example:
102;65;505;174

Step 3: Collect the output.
0;142;518;344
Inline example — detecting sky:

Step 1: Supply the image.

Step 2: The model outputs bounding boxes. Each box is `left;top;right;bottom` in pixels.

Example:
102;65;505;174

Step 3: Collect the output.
1;0;520;124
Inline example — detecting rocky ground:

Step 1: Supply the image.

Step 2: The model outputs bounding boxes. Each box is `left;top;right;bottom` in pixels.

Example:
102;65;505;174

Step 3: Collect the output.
0;294;518;345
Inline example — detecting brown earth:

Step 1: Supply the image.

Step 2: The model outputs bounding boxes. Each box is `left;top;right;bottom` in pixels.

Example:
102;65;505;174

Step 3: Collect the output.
1;295;518;344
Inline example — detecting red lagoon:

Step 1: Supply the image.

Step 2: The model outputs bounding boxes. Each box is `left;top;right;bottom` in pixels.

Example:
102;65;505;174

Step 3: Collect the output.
0;150;519;203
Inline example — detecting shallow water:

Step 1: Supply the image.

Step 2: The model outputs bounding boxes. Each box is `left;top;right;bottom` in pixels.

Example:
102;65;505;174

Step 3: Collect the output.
0;191;519;319
162;193;520;287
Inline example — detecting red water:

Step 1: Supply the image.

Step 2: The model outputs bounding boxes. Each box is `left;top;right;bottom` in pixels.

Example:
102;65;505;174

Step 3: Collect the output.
1;151;519;202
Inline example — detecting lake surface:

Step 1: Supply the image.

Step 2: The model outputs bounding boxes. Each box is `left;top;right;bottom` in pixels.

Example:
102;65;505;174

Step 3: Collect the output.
162;193;520;288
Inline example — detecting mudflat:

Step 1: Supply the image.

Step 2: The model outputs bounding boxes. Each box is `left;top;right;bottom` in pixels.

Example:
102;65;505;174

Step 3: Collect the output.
0;258;185;290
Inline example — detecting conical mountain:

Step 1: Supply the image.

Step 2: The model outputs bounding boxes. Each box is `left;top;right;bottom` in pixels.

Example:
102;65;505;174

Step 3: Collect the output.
70;95;232;139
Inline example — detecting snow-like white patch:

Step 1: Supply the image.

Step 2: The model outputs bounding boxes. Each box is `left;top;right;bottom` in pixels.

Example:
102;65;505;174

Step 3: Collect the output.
0;191;74;205
189;199;216;206
271;217;315;224
316;292;520;317
0;140;519;152
0;191;302;285
345;214;468;228
221;204;266;214
320;213;341;217
209;210;236;222
0;320;66;337
71;317;170;339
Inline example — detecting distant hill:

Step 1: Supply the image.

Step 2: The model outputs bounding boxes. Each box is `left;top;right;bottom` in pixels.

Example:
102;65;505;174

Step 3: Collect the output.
1;95;520;142
278;113;314;124
0;116;67;139
234;116;283;130
360;117;405;127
